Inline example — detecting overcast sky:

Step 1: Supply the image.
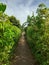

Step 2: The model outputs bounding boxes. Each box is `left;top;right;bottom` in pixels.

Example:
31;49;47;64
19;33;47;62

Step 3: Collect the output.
0;0;49;24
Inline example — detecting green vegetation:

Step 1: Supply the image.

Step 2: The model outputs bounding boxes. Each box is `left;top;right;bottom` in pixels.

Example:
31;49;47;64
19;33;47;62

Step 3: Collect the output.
0;3;21;65
9;16;21;28
0;2;49;65
25;3;49;65
0;3;6;12
0;20;21;65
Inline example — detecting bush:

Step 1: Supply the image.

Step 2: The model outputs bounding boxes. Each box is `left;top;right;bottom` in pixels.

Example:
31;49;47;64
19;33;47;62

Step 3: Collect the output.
0;3;21;65
0;20;21;65
26;3;49;65
26;23;48;65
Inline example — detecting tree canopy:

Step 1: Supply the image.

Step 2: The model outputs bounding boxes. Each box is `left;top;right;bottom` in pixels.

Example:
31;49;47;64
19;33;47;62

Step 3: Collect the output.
9;16;21;28
0;3;6;12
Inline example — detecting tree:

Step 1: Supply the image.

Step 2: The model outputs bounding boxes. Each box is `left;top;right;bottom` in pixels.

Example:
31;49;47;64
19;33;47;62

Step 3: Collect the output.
36;3;49;28
26;12;35;26
26;3;49;65
0;3;6;12
9;16;21;28
37;3;49;18
27;15;31;25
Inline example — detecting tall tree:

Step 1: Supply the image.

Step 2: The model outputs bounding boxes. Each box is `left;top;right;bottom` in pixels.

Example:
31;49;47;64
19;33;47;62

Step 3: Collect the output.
36;3;49;28
37;3;49;19
9;16;21;28
0;3;6;12
26;12;35;26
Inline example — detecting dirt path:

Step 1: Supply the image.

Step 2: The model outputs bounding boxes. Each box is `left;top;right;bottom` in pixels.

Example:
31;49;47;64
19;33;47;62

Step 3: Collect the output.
10;32;38;65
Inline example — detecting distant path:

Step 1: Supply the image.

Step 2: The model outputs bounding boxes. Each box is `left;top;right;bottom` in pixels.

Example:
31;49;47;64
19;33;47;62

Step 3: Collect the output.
10;32;38;65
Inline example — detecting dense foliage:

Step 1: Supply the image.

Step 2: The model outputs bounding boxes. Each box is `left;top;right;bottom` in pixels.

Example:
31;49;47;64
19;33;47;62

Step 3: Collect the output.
0;3;6;12
0;3;21;65
0;20;21;65
26;3;49;65
9;16;21;28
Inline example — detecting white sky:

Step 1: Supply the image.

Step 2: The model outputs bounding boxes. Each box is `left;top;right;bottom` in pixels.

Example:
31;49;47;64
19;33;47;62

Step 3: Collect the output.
0;0;49;24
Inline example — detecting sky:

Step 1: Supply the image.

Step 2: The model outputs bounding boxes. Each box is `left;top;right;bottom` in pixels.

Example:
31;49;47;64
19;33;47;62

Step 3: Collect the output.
0;0;49;24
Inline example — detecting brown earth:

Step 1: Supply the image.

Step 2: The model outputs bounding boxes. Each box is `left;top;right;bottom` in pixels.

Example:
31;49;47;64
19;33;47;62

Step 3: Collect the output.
10;32;39;65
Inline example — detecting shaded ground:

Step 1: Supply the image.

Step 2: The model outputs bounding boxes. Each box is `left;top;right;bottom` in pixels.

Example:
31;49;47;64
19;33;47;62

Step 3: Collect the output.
10;32;38;65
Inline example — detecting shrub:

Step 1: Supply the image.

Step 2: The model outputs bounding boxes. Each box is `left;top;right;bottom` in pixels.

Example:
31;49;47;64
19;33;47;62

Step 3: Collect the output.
0;20;21;65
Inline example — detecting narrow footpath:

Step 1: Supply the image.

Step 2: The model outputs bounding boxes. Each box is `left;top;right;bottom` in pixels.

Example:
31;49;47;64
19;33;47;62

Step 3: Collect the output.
10;32;38;65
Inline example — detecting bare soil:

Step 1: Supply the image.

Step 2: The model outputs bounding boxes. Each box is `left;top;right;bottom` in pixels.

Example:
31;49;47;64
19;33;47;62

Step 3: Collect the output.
10;33;39;65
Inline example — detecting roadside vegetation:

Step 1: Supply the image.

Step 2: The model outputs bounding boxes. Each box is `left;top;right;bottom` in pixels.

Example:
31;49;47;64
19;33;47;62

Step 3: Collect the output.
0;3;21;65
24;3;49;65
